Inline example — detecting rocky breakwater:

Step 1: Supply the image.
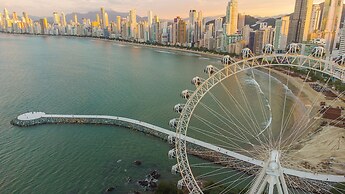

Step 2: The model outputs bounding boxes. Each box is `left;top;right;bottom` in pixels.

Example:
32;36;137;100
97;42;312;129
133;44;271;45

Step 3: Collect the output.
11;112;171;142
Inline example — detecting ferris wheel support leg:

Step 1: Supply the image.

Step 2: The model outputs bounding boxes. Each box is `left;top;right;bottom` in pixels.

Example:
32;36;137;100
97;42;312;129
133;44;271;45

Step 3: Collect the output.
249;165;267;194
268;181;275;194
257;176;269;193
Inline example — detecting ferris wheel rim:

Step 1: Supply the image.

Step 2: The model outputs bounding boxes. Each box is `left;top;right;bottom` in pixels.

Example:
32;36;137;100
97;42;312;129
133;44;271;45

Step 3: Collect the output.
175;53;345;193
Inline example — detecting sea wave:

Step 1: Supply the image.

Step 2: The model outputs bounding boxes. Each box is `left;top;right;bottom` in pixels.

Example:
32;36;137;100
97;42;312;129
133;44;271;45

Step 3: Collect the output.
244;77;273;135
155;50;175;55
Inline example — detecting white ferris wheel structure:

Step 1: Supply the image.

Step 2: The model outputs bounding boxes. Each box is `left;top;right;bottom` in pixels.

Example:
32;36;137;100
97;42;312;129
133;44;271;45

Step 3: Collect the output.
168;44;345;194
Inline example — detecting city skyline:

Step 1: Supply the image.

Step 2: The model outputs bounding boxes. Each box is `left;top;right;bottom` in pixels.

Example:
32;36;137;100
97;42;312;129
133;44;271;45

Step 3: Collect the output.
2;0;328;19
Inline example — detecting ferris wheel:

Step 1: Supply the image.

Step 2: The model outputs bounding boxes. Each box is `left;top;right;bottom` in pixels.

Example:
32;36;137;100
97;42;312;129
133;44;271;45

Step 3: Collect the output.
168;44;345;194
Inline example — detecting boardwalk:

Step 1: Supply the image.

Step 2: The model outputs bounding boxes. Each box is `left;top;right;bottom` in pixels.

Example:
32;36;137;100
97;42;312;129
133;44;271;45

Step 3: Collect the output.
12;112;345;183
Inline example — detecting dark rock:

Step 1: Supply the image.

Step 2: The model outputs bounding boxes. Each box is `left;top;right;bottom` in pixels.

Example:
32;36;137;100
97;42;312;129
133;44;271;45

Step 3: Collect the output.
149;181;157;188
105;187;115;193
138;180;149;187
150;170;160;179
134;160;142;166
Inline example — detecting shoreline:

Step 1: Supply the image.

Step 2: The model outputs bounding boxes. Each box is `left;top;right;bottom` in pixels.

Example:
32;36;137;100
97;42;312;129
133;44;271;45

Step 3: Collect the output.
0;32;224;60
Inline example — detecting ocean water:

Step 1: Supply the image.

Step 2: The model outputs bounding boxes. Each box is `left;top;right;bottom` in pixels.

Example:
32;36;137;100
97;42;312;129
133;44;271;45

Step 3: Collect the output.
0;34;305;193
0;34;221;193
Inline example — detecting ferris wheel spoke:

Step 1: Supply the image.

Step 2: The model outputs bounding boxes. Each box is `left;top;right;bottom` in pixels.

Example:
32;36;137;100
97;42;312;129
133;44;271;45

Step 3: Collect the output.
197;168;239;179
202;169;255;192
280;77;333;149
207;89;270;147
206;90;260;139
278;68;312;150
189;125;249;145
232;75;265;135
199;102;253;143
202;169;246;191
298;91;345;134
248;69;270;133
189;123;259;157
198;101;268;151
282;90;345;151
279;69;319;146
219;173;255;194
219;80;263;135
203;93;269;148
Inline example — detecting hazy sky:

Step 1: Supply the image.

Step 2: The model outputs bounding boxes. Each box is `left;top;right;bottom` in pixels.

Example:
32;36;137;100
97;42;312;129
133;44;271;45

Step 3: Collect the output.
1;0;326;18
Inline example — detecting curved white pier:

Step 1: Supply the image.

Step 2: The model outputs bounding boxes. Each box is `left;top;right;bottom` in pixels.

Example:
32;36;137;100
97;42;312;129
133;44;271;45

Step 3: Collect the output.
14;112;345;183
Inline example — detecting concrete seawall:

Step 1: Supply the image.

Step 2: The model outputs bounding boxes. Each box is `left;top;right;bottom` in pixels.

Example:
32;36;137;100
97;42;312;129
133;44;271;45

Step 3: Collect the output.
11;112;174;141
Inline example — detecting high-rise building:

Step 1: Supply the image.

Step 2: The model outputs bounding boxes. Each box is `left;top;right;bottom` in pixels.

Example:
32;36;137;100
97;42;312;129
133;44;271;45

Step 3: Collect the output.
309;4;322;33
116;16;121;33
178;19;187;44
225;0;238;35
339;24;345;56
287;0;313;44
61;12;67;27
237;13;245;31
96;14;100;24
104;13;109;28
4;8;9;20
100;7;105;28
215;17;223;34
129;9;137;38
12;12;18;21
53;12;61;25
197;11;204;42
23;12;29;24
188;10;198;44
40;18;48;34
274;16;290;51
148;11;153;27
74;14;78;24
320;0;343;52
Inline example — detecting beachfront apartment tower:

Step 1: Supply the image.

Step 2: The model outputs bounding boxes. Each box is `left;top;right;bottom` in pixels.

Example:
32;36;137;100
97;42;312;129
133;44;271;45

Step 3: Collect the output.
320;0;343;53
287;0;313;44
225;0;238;36
274;16;290;51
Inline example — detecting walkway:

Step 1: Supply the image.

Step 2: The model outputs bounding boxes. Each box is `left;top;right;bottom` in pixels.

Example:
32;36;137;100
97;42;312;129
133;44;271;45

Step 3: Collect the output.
12;112;345;183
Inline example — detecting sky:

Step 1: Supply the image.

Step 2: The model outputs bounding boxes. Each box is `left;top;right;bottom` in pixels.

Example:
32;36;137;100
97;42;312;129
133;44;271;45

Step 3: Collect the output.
1;0;326;19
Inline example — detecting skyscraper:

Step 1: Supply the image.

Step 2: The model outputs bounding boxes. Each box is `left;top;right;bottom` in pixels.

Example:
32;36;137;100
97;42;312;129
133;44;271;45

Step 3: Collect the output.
225;0;238;35
237;13;245;31
61;12;66;27
188;10;198;44
53;12;61;25
274;16;290;51
100;7;105;28
339;25;345;56
12;12;18;21
148;11;153;27
74;14;78;24
96;14;100;24
23;12;29;24
309;4;322;33
287;0;313;44
40;18;48;34
320;0;343;52
116;16;121;33
104;13;109;28
178;19;187;44
129;9;137;38
4;8;9;20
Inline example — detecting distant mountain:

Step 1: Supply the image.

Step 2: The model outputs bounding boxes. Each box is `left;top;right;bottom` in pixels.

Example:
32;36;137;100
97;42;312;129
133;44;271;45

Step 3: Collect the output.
43;10;145;23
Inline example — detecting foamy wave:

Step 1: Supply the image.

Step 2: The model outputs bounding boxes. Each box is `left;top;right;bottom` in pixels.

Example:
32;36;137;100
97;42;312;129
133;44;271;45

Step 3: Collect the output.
155;50;175;54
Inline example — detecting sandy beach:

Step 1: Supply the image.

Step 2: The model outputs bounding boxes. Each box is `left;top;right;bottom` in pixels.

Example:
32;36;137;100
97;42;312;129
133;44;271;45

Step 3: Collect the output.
270;69;345;175
113;40;224;60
